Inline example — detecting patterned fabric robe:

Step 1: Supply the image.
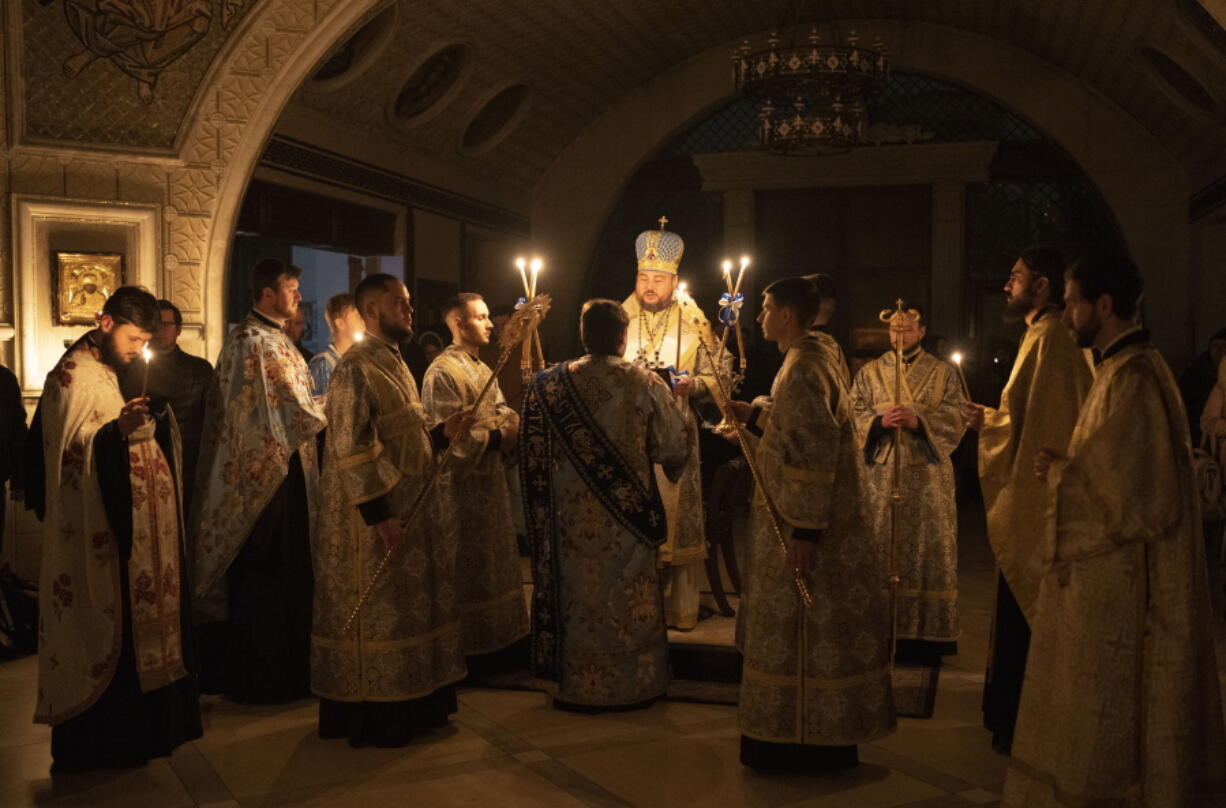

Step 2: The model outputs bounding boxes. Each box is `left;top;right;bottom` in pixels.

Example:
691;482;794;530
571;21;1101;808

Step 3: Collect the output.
36;336;187;724
851;349;967;644
521;356;688;707
622;293;726;568
978;312;1092;621
739;332;896;746
1003;333;1226;807
422;345;528;656
311;337;466;702
191;311;325;599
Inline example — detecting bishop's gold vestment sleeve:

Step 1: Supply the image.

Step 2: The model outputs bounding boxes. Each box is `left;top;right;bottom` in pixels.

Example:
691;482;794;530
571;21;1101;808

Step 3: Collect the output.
326;360;404;507
646;373;688;483
1048;360;1182;565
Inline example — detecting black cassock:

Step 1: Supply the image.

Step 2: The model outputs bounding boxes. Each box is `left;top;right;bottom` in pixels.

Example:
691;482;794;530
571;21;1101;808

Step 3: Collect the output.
210;450;315;705
981;573;1030;752
51;410;201;773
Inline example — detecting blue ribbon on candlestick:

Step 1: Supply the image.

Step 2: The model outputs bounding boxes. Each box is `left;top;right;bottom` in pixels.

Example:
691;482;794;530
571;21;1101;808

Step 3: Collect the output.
515;297;527;309
666;366;689;388
718;292;744;326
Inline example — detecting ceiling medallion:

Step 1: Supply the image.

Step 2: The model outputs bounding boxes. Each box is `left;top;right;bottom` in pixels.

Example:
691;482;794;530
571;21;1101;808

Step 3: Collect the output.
733;14;889;155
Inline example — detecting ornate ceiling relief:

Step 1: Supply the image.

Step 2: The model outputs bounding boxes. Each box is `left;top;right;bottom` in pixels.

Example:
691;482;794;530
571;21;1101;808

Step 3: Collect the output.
20;0;256;149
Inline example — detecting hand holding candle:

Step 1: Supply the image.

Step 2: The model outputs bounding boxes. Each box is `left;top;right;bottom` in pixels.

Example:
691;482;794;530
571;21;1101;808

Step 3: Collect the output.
951;352;972;400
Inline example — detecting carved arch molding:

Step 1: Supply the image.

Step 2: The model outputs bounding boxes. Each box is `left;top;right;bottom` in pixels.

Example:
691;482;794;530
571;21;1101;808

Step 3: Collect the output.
2;0;385;372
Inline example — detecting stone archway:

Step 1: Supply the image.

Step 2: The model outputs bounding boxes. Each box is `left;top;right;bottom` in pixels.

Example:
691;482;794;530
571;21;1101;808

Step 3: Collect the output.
532;19;1190;360
172;0;386;357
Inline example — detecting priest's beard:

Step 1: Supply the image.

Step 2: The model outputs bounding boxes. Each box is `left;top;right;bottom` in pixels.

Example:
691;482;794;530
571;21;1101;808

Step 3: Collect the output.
1073;312;1103;348
1003;284;1037;323
97;330;133;371
636;292;674;313
380;313;411;344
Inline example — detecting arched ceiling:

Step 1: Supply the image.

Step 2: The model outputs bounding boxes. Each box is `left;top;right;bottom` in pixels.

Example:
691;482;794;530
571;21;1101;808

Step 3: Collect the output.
287;0;1226;195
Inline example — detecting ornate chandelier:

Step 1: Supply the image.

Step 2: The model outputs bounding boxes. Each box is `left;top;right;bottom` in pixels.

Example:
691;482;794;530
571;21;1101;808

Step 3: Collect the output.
733;20;889;154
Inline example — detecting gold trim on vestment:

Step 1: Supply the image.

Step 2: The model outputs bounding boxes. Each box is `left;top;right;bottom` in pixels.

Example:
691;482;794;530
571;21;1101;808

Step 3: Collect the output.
741;663;893;690
312;619;462;651
637;259;678;274
312;669;468;705
336;442;383;470
896;587;959;600
781;465;836;484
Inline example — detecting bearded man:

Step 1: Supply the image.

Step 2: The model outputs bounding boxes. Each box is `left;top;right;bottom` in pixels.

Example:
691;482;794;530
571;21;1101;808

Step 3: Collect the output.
313;273;472;746
965;245;1093;752
422;293;528;671
192;258;326;703
1003;253;1226;807
851;306;966;665
36;286;201;772
622;218;725;630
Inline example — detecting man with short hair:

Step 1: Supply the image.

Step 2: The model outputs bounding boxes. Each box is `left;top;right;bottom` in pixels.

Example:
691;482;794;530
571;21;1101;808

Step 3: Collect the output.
312;273;472;746
36;286;201;772
192;258;326;703
965;245;1093;752
728;276;895;772
422;293;529;671
121;300;212;519
1003;254;1226;807
851;306;967;666
522;299;689;711
621;220;725;630
1181;327;1226;445
309;293;365;399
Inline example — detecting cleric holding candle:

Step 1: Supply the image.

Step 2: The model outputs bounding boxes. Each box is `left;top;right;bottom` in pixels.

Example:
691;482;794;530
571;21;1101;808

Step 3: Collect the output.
621;217;728;630
35;285;202;772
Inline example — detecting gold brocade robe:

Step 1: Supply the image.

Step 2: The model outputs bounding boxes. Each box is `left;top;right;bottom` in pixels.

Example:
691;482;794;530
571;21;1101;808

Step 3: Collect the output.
311;338;466;702
739;332;896;746
1003;335;1226;808
622;293;727;566
851;349;967;644
978;311;1092;621
422;345;528;656
36;337;187;724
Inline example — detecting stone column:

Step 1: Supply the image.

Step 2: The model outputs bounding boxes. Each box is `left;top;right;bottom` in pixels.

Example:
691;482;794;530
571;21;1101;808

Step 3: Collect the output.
930;183;966;341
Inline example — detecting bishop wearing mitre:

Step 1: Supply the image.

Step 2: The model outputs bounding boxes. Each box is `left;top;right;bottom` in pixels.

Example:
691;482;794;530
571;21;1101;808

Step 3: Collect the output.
622;218;727;629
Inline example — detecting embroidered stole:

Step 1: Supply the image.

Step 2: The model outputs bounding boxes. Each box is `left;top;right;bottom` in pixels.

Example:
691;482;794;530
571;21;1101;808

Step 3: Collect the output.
521;362;667;685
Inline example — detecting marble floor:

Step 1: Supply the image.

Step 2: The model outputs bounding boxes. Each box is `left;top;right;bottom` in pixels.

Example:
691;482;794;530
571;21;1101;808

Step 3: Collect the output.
3;508;1225;808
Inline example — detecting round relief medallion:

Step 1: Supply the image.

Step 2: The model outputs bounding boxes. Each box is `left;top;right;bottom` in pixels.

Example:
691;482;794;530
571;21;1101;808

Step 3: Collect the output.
460;83;532;155
308;5;398;92
387;43;473;129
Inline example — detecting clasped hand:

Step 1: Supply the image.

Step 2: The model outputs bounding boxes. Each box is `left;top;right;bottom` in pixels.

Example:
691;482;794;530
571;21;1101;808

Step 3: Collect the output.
1033;446;1065;481
118;397;151;437
443;410;476;440
881;405;918;430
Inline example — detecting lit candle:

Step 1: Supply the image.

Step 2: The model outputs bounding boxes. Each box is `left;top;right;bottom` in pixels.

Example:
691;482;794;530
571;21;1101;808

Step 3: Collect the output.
951;352;972;400
722;259;734;295
529;257;542;299
733;255;750;296
353;331;365;343
140;347;153;398
675;281;688;370
515;257;530;299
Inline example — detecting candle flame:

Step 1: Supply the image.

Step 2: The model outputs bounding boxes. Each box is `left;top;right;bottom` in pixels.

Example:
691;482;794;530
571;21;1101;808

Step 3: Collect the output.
354;332;365;342
739;255;751;269
515;257;526;270
529;257;543;272
142;347;152;362
951;352;963;365
722;259;732;274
